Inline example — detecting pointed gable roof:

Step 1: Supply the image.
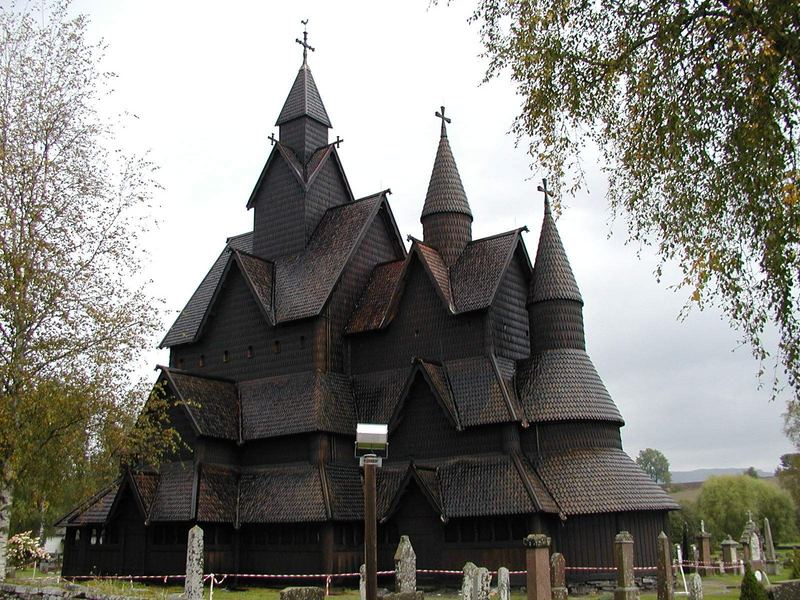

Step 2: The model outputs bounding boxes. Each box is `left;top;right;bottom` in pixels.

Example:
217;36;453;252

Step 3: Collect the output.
162;191;404;347
347;229;530;334
530;197;582;304
276;63;332;127
421;120;472;219
246;143;354;209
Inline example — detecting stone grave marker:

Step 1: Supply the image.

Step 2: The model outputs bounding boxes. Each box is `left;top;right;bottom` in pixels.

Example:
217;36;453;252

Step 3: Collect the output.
395;536;416;593
497;567;510;600
550;553;567;600
687;573;703;600
613;531;639;600
184;525;203;600
763;518;778;575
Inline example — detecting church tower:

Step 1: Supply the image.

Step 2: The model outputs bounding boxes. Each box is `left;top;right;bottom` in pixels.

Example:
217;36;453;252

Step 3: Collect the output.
248;26;351;260
275;32;331;164
420;107;473;266
527;184;585;353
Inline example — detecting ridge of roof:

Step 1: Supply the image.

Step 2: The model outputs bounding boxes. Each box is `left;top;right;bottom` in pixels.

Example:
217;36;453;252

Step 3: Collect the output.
54;480;121;527
421;119;472;219
529;197;582;304
410;241;454;311
275;63;332;127
232;250;276;326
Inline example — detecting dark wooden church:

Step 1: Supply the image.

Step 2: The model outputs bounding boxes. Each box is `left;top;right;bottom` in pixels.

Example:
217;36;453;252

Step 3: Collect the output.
59;40;677;579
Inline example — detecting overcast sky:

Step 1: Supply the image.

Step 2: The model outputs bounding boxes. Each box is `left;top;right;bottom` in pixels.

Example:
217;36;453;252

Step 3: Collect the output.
67;0;795;472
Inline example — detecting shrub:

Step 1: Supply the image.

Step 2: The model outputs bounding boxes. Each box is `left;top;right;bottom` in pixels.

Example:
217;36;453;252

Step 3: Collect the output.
792;549;800;579
7;531;50;569
739;564;768;600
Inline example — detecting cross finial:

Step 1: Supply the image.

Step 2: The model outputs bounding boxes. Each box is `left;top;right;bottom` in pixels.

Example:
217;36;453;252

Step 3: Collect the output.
334;135;344;148
435;106;451;136
296;19;315;65
537;178;553;212
268;133;278;146
747;510;753;523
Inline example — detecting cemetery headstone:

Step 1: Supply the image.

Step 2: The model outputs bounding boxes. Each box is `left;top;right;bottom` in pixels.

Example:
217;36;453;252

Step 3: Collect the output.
462;562;478;600
763;518;778;575
360;564;367;600
475;567;492;600
656;532;673;600
395;536;417;592
497;567;510;600
280;589;324;600
550;553;567;600
721;536;738;570
696;522;713;576
687;574;703;600
184;525;204;600
613;531;639;600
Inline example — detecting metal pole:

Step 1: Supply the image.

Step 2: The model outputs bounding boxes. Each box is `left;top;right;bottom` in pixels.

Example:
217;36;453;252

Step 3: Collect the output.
364;455;378;600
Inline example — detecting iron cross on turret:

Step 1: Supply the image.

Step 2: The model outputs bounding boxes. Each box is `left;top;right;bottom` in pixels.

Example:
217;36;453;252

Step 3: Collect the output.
296;19;315;65
537;178;553;202
435;106;451;127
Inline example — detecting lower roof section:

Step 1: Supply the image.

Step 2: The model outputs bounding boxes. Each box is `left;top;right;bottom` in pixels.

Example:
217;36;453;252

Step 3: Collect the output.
535;447;679;515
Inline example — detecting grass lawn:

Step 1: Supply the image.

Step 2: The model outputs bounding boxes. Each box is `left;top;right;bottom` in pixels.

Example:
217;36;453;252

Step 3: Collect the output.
6;564;794;600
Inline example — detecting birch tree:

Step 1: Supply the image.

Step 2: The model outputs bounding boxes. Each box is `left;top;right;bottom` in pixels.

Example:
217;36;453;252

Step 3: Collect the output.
0;1;166;577
466;0;800;406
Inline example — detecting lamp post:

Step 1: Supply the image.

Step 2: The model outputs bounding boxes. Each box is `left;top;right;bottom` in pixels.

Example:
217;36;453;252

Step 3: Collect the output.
356;424;388;600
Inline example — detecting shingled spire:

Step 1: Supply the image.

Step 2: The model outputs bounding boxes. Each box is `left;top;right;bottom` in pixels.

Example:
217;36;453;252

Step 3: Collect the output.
421;107;473;266
528;181;585;351
276;22;331;164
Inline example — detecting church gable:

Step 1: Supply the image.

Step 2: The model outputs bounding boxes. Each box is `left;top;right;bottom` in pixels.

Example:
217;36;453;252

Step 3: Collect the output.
252;150;306;258
389;376;465;460
304;148;353;241
350;258;486;372
488;246;532;361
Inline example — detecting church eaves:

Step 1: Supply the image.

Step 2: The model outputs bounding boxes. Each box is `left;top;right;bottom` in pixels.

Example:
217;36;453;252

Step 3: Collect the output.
529;195;583;304
275;63;332;128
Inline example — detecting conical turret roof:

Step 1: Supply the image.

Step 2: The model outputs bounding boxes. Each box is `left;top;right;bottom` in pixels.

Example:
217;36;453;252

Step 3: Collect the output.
530;197;582;304
276;63;332;128
421;120;472;219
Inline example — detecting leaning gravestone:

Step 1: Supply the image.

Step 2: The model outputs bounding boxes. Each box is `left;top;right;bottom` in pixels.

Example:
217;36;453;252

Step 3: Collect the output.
395;535;417;593
687;573;702;600
184;525;204;600
497;567;510;600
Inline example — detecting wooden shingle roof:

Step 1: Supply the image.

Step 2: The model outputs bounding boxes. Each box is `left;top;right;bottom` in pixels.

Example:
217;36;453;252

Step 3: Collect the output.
163;192;402;347
149;462;196;522
529;198;582;304
347;230;529;334
238;464;328;523
239;371;355;440
516;349;624;424
535;447;679;515
160;368;240;441
275;63;331;127
421;120;472;219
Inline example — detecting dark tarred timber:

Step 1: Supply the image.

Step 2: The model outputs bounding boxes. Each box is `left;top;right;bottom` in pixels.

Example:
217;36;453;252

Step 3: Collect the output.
58;30;678;580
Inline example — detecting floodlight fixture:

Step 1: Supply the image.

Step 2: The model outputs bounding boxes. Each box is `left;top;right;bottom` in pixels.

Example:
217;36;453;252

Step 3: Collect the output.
355;423;388;466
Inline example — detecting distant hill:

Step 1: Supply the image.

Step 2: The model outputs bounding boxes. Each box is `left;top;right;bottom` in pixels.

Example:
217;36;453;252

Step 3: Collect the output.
671;467;772;483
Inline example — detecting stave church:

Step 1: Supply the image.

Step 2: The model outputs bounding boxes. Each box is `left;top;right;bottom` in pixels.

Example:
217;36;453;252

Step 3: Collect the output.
59;34;677;579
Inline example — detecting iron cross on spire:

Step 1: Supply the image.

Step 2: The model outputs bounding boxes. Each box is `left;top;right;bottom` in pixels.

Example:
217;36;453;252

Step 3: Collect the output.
537;178;553;201
435;106;451;129
296;19;315;65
